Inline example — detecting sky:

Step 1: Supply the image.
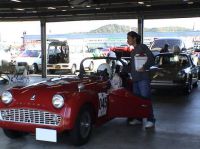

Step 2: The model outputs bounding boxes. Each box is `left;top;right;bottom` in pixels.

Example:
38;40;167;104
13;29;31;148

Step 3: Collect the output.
1;17;200;44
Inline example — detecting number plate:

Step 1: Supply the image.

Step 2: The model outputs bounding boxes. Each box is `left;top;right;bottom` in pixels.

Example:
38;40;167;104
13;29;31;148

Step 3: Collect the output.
36;128;57;142
98;92;108;117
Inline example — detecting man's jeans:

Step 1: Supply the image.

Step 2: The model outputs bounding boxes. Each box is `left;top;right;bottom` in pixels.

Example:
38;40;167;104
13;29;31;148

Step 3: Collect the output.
132;79;155;122
133;79;151;98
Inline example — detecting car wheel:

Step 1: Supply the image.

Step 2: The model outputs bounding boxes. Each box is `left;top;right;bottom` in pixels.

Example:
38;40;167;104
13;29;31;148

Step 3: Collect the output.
193;81;198;88
184;80;192;94
3;129;27;139
89;61;94;71
49;69;55;74
69;105;92;146
32;63;39;74
71;64;76;74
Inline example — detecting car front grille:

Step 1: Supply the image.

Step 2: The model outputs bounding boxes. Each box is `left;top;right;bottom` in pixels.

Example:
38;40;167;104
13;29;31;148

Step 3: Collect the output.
0;109;61;126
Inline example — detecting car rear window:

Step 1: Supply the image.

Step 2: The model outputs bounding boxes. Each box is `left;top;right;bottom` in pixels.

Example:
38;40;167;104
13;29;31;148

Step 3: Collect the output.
155;54;189;67
151;39;181;49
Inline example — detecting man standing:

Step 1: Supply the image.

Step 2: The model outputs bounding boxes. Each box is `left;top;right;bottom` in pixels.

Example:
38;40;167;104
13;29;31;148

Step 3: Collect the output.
127;31;155;129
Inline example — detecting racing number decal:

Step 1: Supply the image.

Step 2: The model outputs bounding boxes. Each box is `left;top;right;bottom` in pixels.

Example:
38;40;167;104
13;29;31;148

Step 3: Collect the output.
98;92;108;117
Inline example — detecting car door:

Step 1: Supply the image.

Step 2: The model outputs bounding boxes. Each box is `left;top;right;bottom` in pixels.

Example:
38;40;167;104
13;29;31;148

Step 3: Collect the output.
107;88;152;119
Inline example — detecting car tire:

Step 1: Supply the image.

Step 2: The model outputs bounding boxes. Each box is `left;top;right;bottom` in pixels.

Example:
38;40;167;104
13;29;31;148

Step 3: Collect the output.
89;61;94;71
184;79;192;94
193;81;198;88
69;105;92;146
49;69;55;74
3;129;27;139
71;64;76;74
32;63;39;74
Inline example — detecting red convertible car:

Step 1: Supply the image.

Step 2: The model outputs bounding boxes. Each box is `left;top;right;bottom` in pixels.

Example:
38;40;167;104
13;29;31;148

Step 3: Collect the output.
0;57;152;146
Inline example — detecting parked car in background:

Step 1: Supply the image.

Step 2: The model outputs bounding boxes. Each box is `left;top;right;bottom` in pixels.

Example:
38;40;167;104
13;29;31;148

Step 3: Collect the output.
150;52;199;94
0;57;152;146
0;47;13;75
0;49;12;68
15;48;41;74
110;44;133;57
150;38;187;56
192;48;200;65
47;40;95;74
90;47;110;57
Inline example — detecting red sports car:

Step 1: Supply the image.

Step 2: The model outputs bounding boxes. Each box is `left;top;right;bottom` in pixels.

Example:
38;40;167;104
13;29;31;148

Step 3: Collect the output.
110;44;133;57
0;57;151;146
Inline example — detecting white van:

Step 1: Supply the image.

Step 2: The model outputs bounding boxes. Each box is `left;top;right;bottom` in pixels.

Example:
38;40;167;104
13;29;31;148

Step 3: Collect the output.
47;40;94;74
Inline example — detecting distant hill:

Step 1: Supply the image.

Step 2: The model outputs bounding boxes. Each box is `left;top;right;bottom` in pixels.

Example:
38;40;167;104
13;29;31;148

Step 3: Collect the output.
88;24;193;33
144;27;193;32
89;24;137;33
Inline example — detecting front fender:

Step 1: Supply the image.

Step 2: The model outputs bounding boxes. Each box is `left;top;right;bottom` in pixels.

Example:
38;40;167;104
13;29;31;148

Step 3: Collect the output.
64;91;98;129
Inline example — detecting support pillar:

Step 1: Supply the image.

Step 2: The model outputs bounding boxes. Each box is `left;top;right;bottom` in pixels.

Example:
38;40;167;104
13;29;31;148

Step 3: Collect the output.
138;17;144;44
40;20;47;78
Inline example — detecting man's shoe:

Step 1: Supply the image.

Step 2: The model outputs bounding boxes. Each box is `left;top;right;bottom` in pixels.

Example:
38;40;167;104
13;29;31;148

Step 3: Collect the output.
145;121;155;129
128;119;142;125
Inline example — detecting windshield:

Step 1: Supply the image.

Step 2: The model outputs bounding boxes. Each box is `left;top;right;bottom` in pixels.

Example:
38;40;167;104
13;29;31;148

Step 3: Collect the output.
20;50;40;57
151;39;181;50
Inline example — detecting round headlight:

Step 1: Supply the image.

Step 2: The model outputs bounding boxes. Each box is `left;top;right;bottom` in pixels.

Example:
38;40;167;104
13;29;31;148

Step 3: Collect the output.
52;94;64;109
1;91;13;104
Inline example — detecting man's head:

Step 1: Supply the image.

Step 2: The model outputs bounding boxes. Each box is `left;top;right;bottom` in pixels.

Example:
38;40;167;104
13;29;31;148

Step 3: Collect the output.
127;31;141;46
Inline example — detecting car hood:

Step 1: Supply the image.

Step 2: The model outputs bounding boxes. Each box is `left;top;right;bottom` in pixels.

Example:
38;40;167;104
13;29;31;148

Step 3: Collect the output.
7;78;84;110
11;78;81;96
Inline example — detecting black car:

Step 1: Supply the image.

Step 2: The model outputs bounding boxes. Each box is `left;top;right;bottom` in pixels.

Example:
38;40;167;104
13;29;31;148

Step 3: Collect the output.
150;52;199;94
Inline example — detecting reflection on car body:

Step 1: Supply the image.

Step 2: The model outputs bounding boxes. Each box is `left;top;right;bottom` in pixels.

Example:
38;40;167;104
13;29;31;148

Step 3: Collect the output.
0;56;152;146
150;52;199;94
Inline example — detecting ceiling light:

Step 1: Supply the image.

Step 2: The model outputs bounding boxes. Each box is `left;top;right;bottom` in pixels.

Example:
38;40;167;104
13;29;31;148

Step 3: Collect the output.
188;1;194;4
138;1;144;5
86;5;91;8
95;7;101;10
11;0;21;2
15;8;24;11
61;10;67;11
48;7;56;10
146;4;151;7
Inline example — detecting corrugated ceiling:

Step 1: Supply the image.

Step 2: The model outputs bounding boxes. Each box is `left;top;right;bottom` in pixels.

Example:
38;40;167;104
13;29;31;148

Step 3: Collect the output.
0;0;200;21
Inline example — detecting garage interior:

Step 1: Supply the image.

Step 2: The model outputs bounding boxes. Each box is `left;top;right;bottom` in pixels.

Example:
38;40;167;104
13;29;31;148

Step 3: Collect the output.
1;0;200;149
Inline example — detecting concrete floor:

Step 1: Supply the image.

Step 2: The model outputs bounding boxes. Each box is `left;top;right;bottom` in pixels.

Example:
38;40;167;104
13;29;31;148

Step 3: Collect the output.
0;76;200;149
